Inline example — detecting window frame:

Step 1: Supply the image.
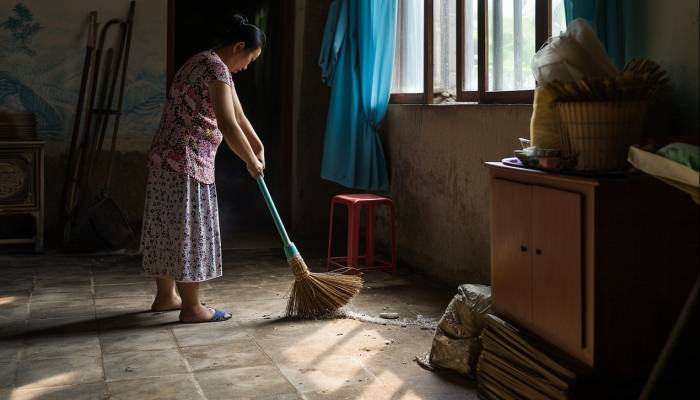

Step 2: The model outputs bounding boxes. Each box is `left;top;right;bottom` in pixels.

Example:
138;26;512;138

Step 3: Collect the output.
390;0;553;104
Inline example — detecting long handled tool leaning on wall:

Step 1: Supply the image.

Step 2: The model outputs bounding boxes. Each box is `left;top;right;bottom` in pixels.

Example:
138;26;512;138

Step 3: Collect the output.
61;1;136;247
256;176;363;318
60;11;97;245
85;2;136;248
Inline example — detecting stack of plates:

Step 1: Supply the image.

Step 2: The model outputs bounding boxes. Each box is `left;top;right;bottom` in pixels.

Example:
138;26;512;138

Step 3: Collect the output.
0;112;38;140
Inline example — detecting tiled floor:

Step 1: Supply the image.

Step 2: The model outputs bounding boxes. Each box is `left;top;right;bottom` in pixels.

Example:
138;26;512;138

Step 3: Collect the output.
0;249;478;399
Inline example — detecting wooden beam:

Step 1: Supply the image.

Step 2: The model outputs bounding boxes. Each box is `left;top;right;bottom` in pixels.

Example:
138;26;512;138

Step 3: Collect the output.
478;0;487;96
535;0;552;51
424;0;434;104
456;0;464;97
481;89;534;104
166;0;175;90
390;93;425;104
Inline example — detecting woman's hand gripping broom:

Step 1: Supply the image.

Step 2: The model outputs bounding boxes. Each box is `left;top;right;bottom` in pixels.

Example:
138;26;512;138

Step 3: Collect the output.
256;176;363;318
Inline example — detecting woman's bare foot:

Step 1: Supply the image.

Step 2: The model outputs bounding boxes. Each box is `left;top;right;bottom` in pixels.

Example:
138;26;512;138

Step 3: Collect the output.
150;294;182;312
175;281;230;322
179;304;231;323
152;277;181;311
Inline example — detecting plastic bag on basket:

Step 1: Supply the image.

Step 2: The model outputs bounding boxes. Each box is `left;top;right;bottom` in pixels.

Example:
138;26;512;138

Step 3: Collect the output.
565;19;618;78
416;284;491;376
532;36;586;83
532;19;617;84
530;19;618;150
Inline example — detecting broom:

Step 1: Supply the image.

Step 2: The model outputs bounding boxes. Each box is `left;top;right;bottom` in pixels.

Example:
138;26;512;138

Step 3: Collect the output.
256;176;363;318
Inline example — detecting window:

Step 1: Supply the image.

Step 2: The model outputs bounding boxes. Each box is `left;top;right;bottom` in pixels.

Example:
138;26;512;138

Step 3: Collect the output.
391;0;567;104
392;0;425;103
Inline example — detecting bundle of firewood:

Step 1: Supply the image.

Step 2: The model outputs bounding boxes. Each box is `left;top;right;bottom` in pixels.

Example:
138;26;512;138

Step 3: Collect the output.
545;59;668;102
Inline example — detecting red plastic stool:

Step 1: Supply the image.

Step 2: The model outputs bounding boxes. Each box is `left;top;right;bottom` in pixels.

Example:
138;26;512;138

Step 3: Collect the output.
326;194;397;274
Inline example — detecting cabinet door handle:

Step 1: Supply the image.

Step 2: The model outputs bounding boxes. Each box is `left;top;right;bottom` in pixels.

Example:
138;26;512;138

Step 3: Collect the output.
536;249;542;255
520;245;528;252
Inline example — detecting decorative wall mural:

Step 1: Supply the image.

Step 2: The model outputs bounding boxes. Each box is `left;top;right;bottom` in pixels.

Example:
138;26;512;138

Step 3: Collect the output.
0;3;42;56
0;0;166;150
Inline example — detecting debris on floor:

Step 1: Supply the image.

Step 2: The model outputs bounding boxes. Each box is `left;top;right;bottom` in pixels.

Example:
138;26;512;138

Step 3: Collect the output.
416;284;492;376
340;310;438;330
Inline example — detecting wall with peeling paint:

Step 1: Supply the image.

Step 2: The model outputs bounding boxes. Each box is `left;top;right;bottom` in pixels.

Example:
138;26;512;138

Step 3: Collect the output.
382;104;532;284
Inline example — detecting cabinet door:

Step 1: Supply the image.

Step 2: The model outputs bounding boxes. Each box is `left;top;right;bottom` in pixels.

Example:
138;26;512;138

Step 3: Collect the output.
0;146;38;210
491;179;533;325
531;185;583;356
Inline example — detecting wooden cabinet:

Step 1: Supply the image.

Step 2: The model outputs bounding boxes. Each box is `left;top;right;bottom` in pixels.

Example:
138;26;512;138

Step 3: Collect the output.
0;140;45;252
487;162;698;382
492;179;584;360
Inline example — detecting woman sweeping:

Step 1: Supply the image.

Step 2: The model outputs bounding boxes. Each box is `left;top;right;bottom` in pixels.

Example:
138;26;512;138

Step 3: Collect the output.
140;14;265;323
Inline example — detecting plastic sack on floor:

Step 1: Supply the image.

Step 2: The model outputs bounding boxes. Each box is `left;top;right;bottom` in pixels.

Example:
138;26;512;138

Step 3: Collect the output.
530;19;618;148
416;284;491;376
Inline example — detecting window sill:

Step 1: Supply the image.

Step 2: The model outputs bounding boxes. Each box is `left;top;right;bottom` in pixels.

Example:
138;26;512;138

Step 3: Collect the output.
390;90;534;105
389;102;533;108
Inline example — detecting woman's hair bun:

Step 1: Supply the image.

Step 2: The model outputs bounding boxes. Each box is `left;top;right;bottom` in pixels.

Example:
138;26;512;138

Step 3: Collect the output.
212;13;265;50
231;14;248;28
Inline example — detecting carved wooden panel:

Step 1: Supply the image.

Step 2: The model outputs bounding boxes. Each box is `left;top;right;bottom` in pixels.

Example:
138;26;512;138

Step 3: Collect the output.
0;143;41;211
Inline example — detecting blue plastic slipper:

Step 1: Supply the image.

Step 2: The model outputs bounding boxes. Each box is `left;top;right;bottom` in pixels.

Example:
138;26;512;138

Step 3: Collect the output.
210;308;232;322
179;307;232;323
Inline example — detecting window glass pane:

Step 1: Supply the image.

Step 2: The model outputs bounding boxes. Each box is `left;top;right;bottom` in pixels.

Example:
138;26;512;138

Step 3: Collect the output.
434;0;456;98
488;0;536;91
551;0;567;36
462;0;478;91
392;0;424;94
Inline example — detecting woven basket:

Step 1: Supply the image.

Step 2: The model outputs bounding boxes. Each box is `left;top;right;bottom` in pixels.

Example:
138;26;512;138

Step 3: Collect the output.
556;101;647;171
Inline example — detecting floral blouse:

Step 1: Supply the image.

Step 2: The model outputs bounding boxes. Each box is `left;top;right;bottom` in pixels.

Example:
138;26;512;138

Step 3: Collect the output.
149;50;233;184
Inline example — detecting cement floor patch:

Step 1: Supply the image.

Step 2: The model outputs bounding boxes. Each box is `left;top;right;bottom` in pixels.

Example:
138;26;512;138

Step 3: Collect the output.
106;375;204;400
194;365;297;399
8;382;109;400
180;337;271;372
102;349;187;381
14;356;103;390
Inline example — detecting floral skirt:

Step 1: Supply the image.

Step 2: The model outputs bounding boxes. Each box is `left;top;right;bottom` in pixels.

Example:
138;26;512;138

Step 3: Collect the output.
140;166;222;282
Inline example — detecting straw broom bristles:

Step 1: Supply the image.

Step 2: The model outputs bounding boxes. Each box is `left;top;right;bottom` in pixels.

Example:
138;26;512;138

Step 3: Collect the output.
254;175;362;319
285;254;363;318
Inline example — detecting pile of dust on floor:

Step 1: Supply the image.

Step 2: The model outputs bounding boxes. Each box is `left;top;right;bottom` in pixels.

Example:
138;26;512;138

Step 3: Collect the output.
339;310;438;330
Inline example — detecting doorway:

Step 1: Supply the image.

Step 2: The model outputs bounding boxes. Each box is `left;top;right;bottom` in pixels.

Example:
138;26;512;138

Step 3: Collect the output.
168;0;293;248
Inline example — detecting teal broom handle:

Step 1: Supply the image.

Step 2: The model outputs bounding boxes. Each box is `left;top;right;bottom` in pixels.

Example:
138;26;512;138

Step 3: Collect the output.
256;176;296;257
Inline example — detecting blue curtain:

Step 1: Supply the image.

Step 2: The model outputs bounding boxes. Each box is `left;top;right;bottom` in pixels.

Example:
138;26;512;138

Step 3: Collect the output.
564;0;626;68
318;0;397;192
